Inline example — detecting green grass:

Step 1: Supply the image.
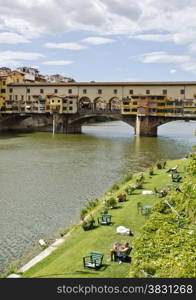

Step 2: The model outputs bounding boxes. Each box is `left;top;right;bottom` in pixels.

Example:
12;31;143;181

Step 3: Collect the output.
22;159;186;278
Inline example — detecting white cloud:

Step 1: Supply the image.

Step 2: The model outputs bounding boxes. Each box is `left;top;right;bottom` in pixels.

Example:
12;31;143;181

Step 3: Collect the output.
135;51;190;64
82;36;115;45
45;42;86;50
0;0;196;47
1;0;196;75
169;69;177;74
41;60;74;65
0;32;30;44
134;51;196;74
131;33;173;42
0;50;44;67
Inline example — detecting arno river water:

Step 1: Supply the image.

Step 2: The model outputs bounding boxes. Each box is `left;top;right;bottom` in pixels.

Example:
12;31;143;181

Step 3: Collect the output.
0;120;195;273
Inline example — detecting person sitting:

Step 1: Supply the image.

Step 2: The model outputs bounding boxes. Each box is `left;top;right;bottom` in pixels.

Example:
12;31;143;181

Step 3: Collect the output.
159;188;168;197
109;242;132;262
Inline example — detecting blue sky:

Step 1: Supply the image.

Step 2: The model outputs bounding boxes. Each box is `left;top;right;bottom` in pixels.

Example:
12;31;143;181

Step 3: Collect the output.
1;0;196;82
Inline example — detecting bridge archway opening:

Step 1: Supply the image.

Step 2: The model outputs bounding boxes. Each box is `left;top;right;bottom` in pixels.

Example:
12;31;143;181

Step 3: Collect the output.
79;97;92;111
94;97;107;111
69;114;136;136
157;119;196;136
109;97;121;111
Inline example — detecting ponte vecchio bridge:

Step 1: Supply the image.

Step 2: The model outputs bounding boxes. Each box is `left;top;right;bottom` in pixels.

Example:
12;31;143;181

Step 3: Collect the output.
0;81;196;136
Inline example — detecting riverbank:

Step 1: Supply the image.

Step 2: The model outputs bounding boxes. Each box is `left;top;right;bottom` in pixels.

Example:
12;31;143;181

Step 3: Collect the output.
1;121;195;274
9;157;192;278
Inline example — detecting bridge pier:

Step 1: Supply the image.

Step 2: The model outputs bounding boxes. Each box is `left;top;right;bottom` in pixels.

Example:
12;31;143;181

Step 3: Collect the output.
55;115;82;134
135;115;157;137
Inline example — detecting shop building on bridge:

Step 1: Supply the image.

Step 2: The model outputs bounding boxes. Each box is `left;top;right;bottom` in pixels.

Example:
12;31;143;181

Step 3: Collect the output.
3;81;196;117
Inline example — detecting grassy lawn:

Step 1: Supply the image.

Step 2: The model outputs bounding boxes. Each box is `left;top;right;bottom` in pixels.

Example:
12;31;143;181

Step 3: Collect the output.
22;159;186;278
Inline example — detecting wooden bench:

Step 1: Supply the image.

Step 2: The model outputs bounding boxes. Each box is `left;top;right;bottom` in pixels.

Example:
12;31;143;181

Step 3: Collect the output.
97;214;112;225
83;252;104;270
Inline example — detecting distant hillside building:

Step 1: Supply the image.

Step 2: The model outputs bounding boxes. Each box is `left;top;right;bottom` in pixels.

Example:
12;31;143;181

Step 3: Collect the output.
44;74;75;83
0;67;11;77
16;67;43;82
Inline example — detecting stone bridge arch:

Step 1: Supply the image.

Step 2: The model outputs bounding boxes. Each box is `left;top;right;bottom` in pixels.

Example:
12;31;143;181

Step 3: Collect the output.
67;113;137;133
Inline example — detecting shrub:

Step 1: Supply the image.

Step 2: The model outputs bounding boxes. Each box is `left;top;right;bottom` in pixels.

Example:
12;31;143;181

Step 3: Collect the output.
117;194;127;202
122;173;133;183
156;160;167;169
111;183;120;190
137;173;145;182
81;215;95;231
125;185;135;195
104;197;118;209
149;167;154;176
80;208;88;220
156;161;163;169
135;179;143;189
85;198;99;210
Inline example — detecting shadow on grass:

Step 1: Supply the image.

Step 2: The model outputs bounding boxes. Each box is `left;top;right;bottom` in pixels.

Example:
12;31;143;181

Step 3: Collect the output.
112;205;123;210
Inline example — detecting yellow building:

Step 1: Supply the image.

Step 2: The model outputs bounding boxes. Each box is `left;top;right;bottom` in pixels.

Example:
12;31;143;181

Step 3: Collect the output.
0;71;25;113
46;95;78;114
121;95;184;117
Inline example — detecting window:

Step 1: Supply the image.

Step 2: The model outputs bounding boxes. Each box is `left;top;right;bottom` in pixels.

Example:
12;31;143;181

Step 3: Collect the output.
52;100;54;103
98;89;102;94
69;106;73;110
180;89;185;95
15;95;18;101
69;100;73;104
83;89;87;94
9;88;13;93
1;89;6;93
54;89;58;93
58;100;60;103
162;89;167;95
27;88;30;93
113;89;118;94
28;95;31;101
9;95;12;101
21;95;24;101
133;101;137;105
63;99;67;104
2;81;6;85
129;89;133;94
40;89;44;94
68;89;72;94
146;90;150;95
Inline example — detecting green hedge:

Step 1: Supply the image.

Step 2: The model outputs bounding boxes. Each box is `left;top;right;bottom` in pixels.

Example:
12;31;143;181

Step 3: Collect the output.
130;154;196;278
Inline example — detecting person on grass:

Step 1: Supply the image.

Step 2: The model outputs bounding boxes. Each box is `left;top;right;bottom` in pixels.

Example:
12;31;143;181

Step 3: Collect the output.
109;242;132;262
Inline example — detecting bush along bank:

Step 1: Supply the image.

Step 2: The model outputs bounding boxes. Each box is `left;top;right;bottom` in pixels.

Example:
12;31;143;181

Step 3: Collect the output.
130;153;196;278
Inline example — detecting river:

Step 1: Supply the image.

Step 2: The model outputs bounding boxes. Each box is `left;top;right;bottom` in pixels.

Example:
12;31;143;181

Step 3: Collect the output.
0;120;195;273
